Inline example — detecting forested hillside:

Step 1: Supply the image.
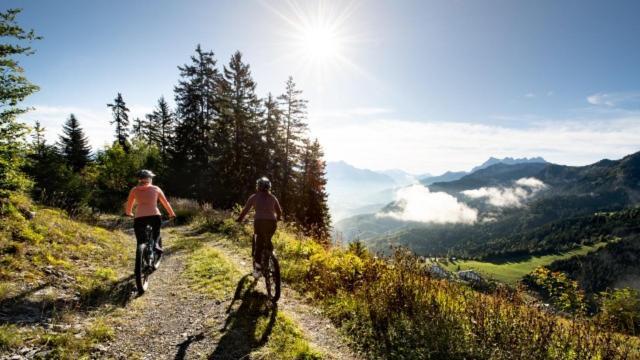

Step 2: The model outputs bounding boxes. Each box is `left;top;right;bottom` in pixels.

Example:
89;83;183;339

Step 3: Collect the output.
24;46;332;240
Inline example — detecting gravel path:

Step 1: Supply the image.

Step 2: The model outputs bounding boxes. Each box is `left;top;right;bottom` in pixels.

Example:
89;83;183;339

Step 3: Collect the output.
105;227;360;360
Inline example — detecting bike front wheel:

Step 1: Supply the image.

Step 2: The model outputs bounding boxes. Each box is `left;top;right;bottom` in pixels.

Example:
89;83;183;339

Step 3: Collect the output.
135;243;150;295
264;254;281;303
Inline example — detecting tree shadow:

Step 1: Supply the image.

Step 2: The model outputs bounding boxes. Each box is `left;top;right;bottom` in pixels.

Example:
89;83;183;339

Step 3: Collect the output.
207;274;278;360
0;274;137;325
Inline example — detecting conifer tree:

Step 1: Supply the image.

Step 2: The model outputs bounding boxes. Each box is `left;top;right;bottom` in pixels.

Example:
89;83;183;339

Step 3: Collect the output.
172;45;222;200
107;92;130;150
146;96;174;157
58;114;91;172
263;93;286;197
32;120;46;156
278;76;308;216
0;9;40;196
222;51;263;200
131;117;146;140
298;139;331;241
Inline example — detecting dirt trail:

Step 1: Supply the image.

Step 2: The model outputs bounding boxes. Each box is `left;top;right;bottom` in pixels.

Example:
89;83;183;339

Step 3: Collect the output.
105;226;359;360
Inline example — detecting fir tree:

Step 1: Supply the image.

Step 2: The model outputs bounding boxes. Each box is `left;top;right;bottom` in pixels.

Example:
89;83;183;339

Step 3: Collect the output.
32;120;46;156
172;45;222;200
131;117;146;140
263;93;286;197
298;139;331;241
278;76;308;216
107;92;130;150
146;96;174;157
222;51;264;200
58;114;91;172
0;9;40;196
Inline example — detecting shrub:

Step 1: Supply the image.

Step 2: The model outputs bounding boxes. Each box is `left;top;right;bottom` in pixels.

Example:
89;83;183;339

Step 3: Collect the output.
599;288;640;335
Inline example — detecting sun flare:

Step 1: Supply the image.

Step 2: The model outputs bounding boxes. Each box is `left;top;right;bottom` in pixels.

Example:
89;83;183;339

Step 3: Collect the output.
299;23;341;61
263;0;368;86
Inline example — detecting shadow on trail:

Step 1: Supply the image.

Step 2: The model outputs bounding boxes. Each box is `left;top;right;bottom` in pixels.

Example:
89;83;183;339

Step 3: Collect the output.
174;332;206;360
207;274;278;360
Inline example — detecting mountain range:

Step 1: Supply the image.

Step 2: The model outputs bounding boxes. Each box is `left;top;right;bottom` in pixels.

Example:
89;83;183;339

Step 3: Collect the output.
327;156;548;221
333;151;640;262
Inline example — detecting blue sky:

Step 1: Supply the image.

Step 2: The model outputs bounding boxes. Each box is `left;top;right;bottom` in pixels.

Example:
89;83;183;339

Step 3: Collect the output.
8;0;640;174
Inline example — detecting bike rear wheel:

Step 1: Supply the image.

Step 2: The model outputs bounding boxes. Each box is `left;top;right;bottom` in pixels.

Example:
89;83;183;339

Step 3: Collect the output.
264;253;281;303
135;243;150;295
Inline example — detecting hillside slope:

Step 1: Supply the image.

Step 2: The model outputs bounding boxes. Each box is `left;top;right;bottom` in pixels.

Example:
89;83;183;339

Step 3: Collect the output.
0;197;356;359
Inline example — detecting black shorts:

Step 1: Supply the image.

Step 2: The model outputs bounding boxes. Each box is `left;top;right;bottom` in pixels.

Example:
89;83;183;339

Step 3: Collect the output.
254;219;277;264
133;215;161;244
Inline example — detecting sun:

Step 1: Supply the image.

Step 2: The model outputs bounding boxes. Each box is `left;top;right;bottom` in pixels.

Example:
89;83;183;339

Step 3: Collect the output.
299;23;341;61
262;0;369;86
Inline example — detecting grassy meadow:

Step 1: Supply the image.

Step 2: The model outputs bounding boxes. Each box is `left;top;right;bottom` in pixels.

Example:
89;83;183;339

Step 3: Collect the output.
440;241;611;284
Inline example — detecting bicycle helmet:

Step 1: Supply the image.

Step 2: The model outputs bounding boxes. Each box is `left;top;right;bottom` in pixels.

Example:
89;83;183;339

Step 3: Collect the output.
136;169;156;180
256;177;271;191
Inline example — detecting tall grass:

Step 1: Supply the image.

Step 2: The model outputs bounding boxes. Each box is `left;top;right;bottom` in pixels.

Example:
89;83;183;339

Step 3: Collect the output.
192;209;639;359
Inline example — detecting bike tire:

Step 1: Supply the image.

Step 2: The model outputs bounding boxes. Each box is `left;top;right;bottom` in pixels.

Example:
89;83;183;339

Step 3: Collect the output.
135;243;150;295
265;254;281;303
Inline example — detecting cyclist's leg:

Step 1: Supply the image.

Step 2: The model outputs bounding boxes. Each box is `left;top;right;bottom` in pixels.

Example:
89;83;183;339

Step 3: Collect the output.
133;217;146;244
264;220;277;257
254;220;271;269
150;215;162;253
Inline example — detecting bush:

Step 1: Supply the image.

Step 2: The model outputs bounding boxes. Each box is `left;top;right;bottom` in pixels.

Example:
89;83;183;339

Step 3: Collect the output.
599;288;640;335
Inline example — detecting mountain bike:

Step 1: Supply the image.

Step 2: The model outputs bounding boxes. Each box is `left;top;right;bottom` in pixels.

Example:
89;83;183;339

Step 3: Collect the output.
134;218;171;295
252;233;281;304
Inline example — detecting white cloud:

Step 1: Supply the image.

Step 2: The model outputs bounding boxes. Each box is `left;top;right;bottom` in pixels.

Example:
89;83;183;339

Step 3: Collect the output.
587;92;640;107
308;114;640;174
462;177;547;207
524;93;536;98
378;185;478;224
515;177;546;189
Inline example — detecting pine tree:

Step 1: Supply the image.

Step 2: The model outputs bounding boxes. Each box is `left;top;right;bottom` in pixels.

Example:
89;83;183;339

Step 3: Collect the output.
278;76;308;217
172;45;223;200
222;51;264;201
263;93;286;197
298;139;331;241
58;114;91;172
146;96;174;157
107;93;130;150
32;121;46;156
0;9;40;196
131;117;146;140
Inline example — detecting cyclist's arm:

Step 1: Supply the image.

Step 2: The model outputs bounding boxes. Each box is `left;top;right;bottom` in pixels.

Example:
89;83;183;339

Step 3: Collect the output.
124;189;136;217
274;197;283;221
157;188;176;218
237;195;255;222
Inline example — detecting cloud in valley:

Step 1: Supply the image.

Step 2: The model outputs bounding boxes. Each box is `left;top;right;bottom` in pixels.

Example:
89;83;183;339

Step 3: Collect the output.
378;185;478;224
462;177;547;207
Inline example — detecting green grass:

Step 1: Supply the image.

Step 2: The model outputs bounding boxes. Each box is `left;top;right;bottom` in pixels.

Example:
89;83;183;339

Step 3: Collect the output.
0;194;133;357
441;241;610;284
183;246;242;299
252;313;323;360
0;324;24;351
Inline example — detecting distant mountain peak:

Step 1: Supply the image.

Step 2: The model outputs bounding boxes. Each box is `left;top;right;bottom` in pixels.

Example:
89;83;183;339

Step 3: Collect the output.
471;156;547;173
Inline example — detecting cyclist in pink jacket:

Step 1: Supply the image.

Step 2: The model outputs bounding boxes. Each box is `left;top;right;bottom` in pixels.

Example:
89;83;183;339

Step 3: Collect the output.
125;170;176;253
